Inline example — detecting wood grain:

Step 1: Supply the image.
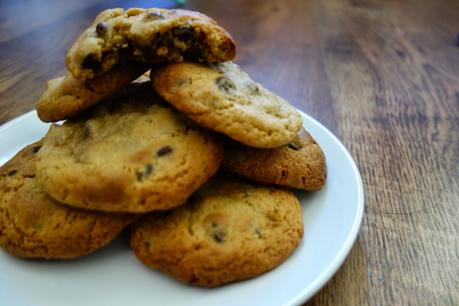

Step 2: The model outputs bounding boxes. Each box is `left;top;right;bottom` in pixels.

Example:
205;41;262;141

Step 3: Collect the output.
0;0;458;305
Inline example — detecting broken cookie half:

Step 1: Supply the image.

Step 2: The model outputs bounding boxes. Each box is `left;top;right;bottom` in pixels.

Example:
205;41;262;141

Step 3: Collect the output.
66;8;236;80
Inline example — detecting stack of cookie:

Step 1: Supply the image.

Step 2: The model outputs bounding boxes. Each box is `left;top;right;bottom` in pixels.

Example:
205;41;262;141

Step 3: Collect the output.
0;8;326;287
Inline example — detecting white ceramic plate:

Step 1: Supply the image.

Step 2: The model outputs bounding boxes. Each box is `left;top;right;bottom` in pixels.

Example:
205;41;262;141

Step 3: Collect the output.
0;110;364;306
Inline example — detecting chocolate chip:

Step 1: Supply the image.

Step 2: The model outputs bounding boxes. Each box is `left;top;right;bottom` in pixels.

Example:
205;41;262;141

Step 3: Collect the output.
156;146;172;156
143;11;165;21
136;164;154;181
81;54;102;72
32;146;41;153
144;164;153;176
7;169;17;176
216;76;235;93
212;230;225;243
288;143;301;150
281;170;288;178
95;22;108;36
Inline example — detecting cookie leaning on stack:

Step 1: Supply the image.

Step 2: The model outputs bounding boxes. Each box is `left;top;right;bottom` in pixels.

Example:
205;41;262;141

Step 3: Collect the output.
0;7;327;287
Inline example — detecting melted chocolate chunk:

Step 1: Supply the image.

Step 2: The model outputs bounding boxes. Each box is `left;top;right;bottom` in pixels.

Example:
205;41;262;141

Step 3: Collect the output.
81;54;102;73
7;169;17;176
184;41;205;61
157;146;172;156
172;26;195;42
216;76;235;92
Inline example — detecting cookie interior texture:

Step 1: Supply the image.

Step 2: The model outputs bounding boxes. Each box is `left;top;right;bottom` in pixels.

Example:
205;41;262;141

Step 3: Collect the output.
223;128;327;190
36;63;150;123
0;141;135;259
35;81;223;213
130;174;304;287
152;61;303;148
66;8;236;80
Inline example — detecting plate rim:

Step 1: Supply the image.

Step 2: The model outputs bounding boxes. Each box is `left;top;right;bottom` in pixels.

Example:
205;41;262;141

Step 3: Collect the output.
288;110;364;305
0;111;39;136
0;110;364;306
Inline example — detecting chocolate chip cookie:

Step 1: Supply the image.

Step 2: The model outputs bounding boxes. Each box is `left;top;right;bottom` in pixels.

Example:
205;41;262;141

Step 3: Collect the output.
130;174;304;287
223;128;326;190
0;141;135;259
152;62;303;148
36;63;150;122
66;8;236;80
35;81;223;213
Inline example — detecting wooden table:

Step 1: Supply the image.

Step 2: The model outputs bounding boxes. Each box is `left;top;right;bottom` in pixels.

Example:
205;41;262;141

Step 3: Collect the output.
0;0;458;304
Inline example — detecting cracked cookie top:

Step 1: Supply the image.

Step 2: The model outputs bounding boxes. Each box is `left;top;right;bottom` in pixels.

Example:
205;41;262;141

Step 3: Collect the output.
0;141;135;259
130;174;304;287
66;8;236;80
35;81;223;213
152;61;303;148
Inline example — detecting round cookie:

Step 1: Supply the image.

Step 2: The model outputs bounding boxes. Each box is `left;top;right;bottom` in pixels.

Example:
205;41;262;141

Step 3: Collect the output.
35;81;224;213
223;128;326;190
130;175;304;287
152;61;303;148
36;63;150;122
66;8;236;80
0;141;135;259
